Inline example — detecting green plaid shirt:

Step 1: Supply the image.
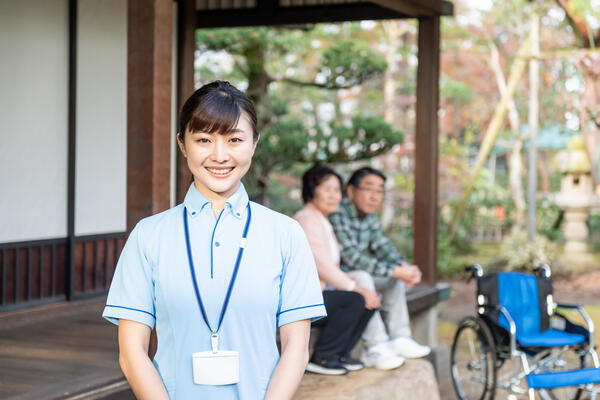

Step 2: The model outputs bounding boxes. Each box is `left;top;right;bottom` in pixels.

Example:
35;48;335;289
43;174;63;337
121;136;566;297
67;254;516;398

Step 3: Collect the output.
329;197;405;278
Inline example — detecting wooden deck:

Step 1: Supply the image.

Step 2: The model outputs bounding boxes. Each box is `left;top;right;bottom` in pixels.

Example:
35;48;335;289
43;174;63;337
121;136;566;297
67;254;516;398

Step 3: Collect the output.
0;298;125;400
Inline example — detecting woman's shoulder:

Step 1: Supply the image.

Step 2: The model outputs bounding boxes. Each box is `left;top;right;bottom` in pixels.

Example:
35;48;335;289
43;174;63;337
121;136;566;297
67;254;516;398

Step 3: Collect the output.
250;201;295;223
134;204;185;238
292;204;316;222
293;205;324;233
249;201;304;235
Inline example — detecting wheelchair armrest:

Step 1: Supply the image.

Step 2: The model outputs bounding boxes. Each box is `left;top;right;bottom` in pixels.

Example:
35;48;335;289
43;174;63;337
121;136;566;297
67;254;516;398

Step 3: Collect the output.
555;302;595;351
555;302;583;309
481;304;517;356
497;305;518;357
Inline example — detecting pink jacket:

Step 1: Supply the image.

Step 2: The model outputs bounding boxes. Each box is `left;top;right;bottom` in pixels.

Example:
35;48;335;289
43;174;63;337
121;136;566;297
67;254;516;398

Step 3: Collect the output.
294;203;355;291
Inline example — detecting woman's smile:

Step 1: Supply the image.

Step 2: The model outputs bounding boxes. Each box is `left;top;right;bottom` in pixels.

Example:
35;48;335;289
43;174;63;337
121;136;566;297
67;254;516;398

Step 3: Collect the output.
205;166;235;177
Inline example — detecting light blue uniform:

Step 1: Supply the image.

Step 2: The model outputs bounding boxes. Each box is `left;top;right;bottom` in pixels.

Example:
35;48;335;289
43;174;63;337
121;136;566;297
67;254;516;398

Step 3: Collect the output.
103;183;326;399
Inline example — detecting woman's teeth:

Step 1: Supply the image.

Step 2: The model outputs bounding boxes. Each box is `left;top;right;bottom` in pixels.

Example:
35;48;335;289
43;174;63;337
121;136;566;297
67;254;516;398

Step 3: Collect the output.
207;167;234;176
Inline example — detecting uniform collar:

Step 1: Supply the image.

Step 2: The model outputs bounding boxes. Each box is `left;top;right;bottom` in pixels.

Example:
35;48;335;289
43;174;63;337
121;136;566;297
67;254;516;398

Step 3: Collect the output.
225;183;250;219
183;182;249;219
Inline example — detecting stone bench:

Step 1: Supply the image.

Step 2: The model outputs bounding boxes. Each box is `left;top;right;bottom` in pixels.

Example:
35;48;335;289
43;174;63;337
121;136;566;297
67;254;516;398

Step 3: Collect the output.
295;358;440;400
298;282;450;400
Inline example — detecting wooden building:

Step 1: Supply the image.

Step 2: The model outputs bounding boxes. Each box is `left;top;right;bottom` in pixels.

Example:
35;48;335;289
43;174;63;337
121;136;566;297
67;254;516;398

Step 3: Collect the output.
0;0;451;313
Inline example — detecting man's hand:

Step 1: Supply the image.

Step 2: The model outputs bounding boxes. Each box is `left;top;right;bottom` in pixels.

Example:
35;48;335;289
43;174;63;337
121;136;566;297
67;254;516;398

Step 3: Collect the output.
392;264;422;287
354;286;381;310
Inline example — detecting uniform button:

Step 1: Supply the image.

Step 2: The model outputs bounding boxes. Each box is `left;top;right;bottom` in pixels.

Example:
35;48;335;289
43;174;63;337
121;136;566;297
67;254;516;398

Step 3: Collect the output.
191;211;197;216
215;242;220;247
236;213;241;217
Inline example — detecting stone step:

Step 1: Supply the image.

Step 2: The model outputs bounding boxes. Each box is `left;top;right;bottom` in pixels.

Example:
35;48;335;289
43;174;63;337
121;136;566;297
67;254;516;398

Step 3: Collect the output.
295;359;440;400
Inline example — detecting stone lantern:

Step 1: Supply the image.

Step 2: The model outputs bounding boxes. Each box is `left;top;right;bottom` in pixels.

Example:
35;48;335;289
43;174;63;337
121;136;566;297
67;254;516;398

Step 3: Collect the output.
555;135;598;262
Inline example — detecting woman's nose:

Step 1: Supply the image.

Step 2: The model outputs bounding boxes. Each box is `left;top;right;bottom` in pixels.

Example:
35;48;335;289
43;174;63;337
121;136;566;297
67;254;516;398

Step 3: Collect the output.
211;139;229;162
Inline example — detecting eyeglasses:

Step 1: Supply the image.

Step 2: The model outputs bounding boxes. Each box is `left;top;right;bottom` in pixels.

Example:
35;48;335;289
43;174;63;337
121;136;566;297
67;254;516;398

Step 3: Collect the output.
356;187;385;196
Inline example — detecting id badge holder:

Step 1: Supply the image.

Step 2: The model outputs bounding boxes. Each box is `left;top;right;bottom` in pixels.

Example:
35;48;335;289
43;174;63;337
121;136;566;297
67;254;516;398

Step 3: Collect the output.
192;334;239;385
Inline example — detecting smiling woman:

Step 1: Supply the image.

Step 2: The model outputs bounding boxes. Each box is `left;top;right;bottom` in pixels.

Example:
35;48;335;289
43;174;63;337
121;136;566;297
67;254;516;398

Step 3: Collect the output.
102;81;326;400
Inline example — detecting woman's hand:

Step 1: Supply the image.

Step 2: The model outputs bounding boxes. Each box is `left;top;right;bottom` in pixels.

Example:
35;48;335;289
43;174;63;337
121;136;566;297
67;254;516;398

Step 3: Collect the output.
354;286;381;310
118;320;170;400
265;319;311;400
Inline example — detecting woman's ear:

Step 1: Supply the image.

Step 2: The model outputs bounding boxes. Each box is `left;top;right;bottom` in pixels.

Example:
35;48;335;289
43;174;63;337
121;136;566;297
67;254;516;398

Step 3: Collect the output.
250;134;260;156
177;134;187;158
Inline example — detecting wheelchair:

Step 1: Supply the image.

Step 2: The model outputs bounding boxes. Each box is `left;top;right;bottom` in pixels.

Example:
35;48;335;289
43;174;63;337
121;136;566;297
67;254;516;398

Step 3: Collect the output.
450;264;600;400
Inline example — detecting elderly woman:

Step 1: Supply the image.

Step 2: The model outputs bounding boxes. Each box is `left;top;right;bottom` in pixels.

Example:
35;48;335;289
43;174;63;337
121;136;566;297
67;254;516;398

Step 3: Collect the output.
103;81;326;399
294;165;404;374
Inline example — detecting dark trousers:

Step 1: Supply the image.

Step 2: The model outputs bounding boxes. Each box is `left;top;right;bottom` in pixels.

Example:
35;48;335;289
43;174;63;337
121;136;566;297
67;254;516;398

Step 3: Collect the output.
311;290;375;360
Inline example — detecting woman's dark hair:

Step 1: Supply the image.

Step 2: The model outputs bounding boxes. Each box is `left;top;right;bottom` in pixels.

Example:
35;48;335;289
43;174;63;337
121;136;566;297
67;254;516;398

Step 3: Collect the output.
178;81;258;141
301;164;343;204
347;167;386;188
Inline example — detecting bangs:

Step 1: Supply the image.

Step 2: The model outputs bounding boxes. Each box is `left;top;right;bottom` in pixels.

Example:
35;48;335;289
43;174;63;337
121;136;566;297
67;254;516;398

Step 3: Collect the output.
185;90;241;135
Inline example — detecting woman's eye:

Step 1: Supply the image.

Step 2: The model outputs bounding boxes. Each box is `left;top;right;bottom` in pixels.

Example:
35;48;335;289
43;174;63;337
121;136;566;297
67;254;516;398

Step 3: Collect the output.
230;137;243;143
197;138;210;143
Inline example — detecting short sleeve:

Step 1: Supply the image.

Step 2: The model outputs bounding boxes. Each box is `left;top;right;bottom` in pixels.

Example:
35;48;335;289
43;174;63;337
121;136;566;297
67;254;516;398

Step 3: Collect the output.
277;220;327;327
102;222;156;328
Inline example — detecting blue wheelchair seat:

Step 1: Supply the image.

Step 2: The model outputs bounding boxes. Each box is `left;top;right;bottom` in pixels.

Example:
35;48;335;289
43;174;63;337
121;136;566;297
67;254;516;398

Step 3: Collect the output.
517;329;585;347
527;368;600;389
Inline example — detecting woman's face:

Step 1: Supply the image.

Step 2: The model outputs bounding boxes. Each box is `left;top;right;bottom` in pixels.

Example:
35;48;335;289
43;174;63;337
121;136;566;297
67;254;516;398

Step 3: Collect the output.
178;112;257;200
311;175;342;216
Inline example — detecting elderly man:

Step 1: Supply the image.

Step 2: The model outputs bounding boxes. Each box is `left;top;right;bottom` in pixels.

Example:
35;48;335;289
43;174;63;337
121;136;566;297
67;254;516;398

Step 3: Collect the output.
329;167;430;368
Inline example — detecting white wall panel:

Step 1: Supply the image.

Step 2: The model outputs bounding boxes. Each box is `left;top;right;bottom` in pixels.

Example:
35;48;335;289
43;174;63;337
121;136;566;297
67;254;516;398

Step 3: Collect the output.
0;0;69;243
74;0;127;236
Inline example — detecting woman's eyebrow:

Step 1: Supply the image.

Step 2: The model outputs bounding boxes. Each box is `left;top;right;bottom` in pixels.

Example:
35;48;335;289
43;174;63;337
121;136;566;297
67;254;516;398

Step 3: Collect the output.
190;128;246;135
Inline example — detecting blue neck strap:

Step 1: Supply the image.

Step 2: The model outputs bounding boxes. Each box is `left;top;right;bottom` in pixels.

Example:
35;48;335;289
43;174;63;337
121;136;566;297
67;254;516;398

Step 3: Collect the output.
183;203;252;334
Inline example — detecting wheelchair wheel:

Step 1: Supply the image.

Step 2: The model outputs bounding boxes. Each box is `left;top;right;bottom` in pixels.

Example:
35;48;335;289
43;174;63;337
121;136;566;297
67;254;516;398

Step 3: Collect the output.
451;316;497;400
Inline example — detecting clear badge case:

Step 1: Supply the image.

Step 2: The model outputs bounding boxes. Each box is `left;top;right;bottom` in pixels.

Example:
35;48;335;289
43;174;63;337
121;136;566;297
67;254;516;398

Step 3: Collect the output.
192;350;240;385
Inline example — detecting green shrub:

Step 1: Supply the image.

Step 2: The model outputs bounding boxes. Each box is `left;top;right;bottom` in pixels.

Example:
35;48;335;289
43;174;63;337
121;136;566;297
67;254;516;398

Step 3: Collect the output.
500;230;558;271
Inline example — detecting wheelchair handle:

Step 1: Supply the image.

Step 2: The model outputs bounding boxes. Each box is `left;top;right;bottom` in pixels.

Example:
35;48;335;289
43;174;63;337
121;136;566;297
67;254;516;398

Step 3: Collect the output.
533;264;551;278
466;264;484;281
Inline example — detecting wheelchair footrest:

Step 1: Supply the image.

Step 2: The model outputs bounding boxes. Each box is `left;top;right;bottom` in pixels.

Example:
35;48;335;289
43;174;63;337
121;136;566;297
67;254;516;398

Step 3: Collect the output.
527;368;600;389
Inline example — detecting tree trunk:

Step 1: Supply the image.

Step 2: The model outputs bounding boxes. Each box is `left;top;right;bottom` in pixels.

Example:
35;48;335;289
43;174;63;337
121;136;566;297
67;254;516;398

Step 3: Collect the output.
537;152;550;193
580;53;600;186
448;35;531;240
244;39;273;203
490;43;526;232
527;9;540;241
509;139;526;230
245;39;270;108
380;20;404;229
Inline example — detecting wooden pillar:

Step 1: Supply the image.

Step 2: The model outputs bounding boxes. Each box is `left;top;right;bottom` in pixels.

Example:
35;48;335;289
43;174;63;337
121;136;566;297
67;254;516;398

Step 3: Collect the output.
127;0;173;232
176;0;196;203
413;16;440;285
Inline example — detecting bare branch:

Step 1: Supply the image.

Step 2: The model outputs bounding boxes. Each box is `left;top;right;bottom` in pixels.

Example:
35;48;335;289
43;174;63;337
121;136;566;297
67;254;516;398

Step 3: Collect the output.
280;76;356;89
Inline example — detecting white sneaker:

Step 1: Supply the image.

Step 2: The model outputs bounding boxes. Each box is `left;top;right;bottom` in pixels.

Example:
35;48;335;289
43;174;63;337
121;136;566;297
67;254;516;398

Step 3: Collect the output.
360;342;405;370
390;336;431;359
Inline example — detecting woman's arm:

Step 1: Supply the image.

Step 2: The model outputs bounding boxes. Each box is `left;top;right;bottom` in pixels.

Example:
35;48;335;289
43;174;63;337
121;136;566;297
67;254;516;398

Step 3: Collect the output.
295;213;354;290
118;320;170;400
265;319;311;400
